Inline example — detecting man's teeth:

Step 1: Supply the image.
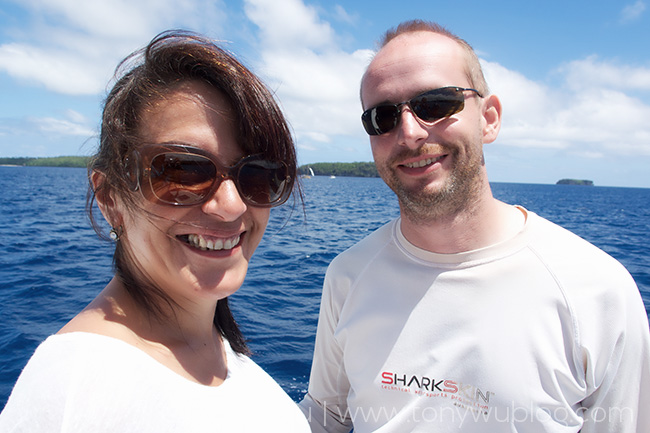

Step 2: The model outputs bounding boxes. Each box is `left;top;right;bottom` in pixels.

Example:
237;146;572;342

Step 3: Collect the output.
187;234;240;251
404;156;442;168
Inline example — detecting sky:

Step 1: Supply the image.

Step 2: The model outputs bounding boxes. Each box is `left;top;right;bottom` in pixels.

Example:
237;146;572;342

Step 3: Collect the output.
0;0;649;188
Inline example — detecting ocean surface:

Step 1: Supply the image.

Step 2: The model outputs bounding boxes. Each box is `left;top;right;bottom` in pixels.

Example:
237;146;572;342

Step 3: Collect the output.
1;166;649;409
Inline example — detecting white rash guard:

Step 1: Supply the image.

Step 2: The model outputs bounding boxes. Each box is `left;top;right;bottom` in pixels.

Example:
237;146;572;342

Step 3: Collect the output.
1;332;310;432
300;207;650;433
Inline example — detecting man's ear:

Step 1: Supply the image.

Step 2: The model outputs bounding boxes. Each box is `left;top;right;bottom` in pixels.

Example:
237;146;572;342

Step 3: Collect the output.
481;94;502;144
91;171;122;228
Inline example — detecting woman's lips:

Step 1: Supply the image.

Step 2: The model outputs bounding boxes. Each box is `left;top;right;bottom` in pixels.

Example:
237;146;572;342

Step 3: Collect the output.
178;233;242;251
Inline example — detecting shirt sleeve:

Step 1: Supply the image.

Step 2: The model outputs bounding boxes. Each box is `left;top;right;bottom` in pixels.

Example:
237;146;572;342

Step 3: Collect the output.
576;269;650;433
299;262;353;433
0;336;74;432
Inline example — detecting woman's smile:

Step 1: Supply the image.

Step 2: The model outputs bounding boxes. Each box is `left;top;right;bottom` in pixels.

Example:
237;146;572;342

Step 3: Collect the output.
181;233;242;252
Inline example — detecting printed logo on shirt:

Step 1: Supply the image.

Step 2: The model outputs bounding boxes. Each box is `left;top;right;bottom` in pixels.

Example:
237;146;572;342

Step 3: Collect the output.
379;371;494;415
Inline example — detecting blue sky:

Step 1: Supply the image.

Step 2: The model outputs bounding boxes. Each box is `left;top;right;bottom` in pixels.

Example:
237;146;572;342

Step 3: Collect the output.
1;0;649;188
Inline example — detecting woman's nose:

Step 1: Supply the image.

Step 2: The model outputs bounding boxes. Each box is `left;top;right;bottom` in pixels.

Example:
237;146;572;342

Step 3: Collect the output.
200;178;247;220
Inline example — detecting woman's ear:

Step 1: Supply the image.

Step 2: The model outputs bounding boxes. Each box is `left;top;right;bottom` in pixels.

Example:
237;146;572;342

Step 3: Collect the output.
481;94;502;144
91;171;122;228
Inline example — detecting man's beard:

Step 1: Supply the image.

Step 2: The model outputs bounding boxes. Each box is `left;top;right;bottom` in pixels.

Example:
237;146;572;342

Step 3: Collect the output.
377;144;485;224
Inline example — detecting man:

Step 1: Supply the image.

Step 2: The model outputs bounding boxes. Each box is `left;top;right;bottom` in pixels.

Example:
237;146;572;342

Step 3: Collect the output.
299;20;650;432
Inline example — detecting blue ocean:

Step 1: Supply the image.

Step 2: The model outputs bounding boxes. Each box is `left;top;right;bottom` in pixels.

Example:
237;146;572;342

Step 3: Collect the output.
1;166;649;409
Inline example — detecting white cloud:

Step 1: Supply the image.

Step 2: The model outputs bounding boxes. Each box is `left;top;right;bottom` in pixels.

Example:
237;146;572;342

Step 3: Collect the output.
620;1;646;23
266;47;373;149
244;0;373;153
559;56;650;91
30;116;95;137
482;57;650;156
333;4;357;25
244;0;335;51
64;109;88;124
571;150;604;159
0;42;110;95
16;0;226;41
0;113;94;144
0;0;228;95
302;131;331;143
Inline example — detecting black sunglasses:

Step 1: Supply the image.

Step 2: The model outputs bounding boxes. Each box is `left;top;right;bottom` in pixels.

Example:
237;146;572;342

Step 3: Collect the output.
125;144;293;207
361;86;482;136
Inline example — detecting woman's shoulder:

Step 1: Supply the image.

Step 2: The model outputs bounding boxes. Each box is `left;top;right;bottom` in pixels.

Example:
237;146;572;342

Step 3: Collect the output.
58;306;134;341
31;332;141;366
57;279;147;347
1;333;130;416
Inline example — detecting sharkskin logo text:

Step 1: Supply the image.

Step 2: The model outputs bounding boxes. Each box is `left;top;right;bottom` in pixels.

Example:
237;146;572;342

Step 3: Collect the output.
380;371;494;414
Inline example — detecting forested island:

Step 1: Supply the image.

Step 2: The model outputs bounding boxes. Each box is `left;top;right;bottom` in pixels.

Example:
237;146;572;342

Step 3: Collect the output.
556;179;594;186
299;162;378;177
0;156;90;167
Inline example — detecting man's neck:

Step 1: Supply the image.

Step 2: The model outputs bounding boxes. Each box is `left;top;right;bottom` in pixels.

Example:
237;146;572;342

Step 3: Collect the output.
399;197;526;254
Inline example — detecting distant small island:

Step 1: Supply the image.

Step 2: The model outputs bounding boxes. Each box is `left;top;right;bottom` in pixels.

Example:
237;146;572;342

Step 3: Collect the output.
556;179;594;186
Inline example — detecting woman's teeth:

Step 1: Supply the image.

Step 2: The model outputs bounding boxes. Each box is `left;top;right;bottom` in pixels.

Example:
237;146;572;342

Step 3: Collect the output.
404;156;443;168
186;234;240;251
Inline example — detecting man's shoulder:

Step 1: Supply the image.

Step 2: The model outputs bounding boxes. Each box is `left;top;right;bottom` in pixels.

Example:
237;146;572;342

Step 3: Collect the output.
528;212;624;269
324;219;397;286
333;218;396;262
526;212;637;306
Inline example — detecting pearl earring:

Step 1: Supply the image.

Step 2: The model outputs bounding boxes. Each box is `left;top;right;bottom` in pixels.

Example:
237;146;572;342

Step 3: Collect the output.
109;226;123;241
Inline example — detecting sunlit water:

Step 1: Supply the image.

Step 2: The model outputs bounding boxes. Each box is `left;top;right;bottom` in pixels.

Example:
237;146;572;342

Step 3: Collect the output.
1;166;648;407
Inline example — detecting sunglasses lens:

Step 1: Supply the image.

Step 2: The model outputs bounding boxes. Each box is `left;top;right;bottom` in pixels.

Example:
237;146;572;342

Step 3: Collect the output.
238;159;289;206
362;88;469;135
149;152;216;205
411;88;464;121
362;105;399;136
140;146;291;207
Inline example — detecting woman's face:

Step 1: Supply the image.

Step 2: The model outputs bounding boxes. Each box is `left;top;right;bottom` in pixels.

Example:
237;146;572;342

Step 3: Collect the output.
116;81;270;309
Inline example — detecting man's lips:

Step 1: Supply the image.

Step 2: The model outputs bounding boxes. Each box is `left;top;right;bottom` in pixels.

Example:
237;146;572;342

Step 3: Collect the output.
396;154;448;173
401;155;445;169
177;233;242;251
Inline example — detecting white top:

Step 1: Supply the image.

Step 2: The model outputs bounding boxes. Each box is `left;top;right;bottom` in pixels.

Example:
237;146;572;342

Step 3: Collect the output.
0;332;310;432
300;208;650;433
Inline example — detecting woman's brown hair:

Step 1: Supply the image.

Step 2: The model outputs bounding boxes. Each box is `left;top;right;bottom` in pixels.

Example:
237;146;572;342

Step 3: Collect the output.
87;30;298;355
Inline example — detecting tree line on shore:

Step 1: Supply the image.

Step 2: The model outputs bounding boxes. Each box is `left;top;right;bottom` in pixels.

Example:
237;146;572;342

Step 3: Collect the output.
0;156;90;168
2;156;379;178
1;156;380;178
299;162;378;178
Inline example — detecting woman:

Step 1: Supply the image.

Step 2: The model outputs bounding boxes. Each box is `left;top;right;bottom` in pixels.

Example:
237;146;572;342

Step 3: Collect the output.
0;31;310;431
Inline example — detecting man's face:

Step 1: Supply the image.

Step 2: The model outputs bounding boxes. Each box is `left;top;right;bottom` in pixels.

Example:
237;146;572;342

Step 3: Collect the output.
361;31;489;222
